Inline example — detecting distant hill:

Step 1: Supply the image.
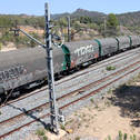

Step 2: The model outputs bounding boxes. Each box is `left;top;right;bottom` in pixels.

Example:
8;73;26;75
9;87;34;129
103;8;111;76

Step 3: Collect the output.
52;9;106;22
52;9;140;28
1;9;140;29
1;8;140;49
117;11;140;28
51;12;70;20
72;9;106;19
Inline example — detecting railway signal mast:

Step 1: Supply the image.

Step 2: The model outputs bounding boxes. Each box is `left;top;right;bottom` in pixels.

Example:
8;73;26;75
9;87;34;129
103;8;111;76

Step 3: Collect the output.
45;3;59;133
10;2;59;134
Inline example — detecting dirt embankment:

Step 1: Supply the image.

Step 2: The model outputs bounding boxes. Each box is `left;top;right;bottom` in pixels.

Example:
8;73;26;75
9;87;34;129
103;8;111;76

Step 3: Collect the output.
0;42;17;52
0;26;44;52
20;26;44;37
61;75;140;140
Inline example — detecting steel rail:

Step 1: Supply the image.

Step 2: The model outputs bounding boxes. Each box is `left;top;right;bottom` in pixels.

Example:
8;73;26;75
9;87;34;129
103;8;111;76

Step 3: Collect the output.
0;59;140;139
1;58;140;126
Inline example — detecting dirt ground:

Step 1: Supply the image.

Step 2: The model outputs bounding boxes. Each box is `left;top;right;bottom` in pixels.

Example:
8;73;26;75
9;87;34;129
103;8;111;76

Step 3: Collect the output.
1;42;17;52
61;97;140;140
24;75;140;140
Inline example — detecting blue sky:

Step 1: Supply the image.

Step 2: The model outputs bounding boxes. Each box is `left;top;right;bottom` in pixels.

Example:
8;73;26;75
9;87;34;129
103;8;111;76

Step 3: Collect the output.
0;0;140;15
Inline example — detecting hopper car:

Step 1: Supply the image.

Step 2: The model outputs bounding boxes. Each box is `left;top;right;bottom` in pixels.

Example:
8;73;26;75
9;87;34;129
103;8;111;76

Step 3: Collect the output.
0;35;140;101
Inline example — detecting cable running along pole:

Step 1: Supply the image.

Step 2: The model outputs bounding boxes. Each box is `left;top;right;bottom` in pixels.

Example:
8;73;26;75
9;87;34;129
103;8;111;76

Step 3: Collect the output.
45;3;59;133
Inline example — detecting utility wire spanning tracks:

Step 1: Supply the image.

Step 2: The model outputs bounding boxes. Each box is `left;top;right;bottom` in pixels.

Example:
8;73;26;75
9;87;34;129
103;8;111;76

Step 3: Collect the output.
1;48;140;139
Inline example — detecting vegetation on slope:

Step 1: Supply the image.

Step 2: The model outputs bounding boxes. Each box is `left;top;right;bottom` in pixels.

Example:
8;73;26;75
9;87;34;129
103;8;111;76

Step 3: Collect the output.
0;9;140;49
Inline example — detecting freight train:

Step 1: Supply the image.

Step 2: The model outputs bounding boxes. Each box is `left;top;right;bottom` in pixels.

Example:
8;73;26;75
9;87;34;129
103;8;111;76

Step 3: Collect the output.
0;35;140;102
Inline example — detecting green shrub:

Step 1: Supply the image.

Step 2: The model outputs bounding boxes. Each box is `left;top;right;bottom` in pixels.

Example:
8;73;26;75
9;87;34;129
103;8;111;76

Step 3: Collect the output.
119;131;123;140
36;129;45;136
75;136;80;140
106;66;116;71
104;131;137;140
43;136;48;140
60;124;66;130
90;98;94;103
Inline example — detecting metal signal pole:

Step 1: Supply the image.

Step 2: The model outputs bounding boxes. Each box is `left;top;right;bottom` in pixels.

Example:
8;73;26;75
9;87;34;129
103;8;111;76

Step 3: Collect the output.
45;3;59;133
67;16;71;42
9;2;59;134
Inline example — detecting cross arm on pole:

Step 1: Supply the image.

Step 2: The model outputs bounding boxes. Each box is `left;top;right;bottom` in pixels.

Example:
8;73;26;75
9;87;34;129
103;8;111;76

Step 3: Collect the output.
9;28;46;48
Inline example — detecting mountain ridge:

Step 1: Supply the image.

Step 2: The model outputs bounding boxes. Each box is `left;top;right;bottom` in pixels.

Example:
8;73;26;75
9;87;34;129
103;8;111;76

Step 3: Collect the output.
1;8;140;29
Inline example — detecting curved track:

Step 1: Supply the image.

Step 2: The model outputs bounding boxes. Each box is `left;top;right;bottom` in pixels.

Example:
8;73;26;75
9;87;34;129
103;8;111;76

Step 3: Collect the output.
1;47;140;139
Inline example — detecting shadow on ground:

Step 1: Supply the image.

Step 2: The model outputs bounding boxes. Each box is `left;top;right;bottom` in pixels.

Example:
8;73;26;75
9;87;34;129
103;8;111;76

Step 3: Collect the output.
8;104;51;130
109;84;140;127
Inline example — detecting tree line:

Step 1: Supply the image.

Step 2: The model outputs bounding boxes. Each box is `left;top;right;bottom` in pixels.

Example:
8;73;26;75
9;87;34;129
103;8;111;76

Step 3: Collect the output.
0;13;119;48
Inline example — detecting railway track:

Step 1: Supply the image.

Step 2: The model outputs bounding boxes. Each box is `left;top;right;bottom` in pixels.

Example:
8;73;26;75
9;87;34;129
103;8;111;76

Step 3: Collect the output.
1;58;140;125
1;47;140;108
1;48;140;139
1;63;140;139
1;48;139;122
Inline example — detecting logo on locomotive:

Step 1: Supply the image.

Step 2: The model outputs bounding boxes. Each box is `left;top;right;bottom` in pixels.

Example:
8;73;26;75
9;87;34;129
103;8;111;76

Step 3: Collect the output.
74;44;94;56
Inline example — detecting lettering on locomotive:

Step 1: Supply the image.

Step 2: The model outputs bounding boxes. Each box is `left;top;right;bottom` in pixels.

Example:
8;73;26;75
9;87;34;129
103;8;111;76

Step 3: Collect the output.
0;65;25;82
74;44;94;56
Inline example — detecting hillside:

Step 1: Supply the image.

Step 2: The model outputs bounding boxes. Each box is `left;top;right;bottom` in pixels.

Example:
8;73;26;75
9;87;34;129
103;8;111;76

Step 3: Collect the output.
52;9;106;22
1;9;140;29
117;11;140;29
52;9;140;29
1;9;140;50
52;9;140;27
